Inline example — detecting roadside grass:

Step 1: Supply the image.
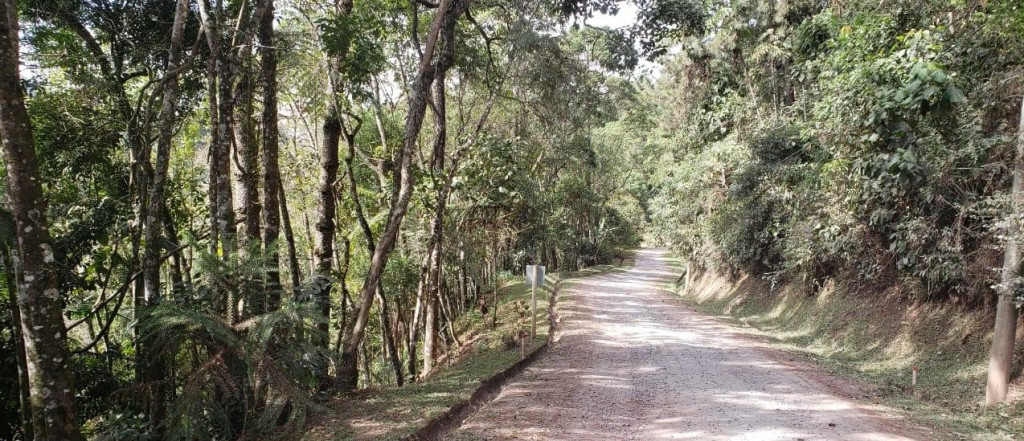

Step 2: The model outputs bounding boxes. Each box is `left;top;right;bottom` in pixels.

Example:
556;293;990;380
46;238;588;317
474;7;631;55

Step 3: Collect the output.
301;259;628;441
663;257;1024;441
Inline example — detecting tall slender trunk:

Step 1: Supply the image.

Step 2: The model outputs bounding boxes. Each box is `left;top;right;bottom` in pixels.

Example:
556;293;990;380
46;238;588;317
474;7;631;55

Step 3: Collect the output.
337;0;472;391
215;19;238;322
235;57;263;318
986;96;1024;404
344;123;404;385
2;244;32;441
236;64;261;245
335;237;351;351
198;0;221;255
314;115;341;355
459;243;467;310
423;71;449;376
139;0;189;427
0;2;84;438
490;243;498;327
423;240;440;375
214;1;237;259
376;282;404;386
161;206;184;292
260;0;283;311
279;181;302;292
407;254;428;381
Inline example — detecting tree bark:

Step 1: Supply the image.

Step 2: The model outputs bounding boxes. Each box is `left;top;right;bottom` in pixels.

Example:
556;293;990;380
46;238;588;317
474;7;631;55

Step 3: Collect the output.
0;2;85;438
260;0;283;311
235;56;263;318
2;243;32;441
423;70;449;377
336;0;472;390
987;96;1024;405
344;121;404;385
215;27;238;320
376;282;405;386
140;0;189;427
279;180;302;292
236;63;261;246
198;0;221;255
407;254;428;381
314;115;341;355
423;240;440;375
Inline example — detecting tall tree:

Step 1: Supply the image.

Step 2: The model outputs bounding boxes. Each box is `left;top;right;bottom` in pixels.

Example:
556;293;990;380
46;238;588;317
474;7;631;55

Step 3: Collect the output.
312;0;354;388
987;96;1024;404
141;0;190;427
260;0;284;311
0;0;85;438
336;0;474;390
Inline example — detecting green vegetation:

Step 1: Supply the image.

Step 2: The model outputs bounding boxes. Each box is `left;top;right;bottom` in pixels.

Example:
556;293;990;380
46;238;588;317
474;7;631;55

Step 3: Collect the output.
301;263;621;440
668;258;1024;440
0;0;1022;439
637;0;1024;414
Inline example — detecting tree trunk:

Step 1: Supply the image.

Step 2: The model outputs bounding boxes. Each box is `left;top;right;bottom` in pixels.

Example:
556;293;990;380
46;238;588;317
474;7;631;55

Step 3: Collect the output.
235;53;263;317
987;96;1024;405
334;238;351;351
198;0;221;255
376;282;405;386
215;32;238;322
2;244;33;441
139;0;188;427
423;67;450;376
344;124;403;385
459;243;467;311
236;63;261;245
200;0;238;320
336;0;470;391
161;205;184;293
314;115;341;355
423;241;439;375
407;254;428;381
491;243;498;328
260;0;283;311
279;180;301;292
0;2;84;438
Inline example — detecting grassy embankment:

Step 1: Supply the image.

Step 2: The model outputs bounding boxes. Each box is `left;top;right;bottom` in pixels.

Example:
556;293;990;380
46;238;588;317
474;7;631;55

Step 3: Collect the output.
664;256;1024;441
302;260;627;441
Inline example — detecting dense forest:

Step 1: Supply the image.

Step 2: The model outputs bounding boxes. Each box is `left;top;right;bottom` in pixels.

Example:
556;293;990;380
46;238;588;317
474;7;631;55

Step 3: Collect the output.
0;0;1021;439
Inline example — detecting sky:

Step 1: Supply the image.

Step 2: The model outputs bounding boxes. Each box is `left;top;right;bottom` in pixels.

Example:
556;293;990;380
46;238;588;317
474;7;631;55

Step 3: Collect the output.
587;2;640;30
585;3;663;79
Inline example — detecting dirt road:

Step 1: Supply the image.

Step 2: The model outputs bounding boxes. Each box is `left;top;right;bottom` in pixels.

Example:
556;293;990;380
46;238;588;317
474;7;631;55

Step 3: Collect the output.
446;249;929;441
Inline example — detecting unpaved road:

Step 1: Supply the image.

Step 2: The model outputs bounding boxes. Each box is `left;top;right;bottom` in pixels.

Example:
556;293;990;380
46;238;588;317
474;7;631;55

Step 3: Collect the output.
446;249;929;441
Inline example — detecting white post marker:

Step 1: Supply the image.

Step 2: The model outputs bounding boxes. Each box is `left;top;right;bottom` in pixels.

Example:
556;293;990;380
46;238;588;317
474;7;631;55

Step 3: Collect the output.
525;264;546;339
912;365;918;388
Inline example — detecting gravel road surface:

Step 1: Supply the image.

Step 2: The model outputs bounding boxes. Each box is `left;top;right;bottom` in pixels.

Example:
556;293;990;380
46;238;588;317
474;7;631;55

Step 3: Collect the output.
446;249;929;441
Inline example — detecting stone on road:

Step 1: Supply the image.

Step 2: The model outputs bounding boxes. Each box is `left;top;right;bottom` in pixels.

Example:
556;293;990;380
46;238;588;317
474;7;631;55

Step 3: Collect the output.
446;249;927;441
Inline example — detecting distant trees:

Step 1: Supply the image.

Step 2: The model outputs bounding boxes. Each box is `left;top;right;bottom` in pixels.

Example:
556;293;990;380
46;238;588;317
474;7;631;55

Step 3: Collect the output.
639;0;1024;404
0;0;645;438
5;0;1022;439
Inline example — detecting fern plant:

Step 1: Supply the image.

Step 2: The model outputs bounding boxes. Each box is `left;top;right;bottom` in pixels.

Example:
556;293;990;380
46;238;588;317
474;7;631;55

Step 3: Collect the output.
123;244;332;441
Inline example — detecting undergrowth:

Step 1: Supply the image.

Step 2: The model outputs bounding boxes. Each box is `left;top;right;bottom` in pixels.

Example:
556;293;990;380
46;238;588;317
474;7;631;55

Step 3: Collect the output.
301;260;627;440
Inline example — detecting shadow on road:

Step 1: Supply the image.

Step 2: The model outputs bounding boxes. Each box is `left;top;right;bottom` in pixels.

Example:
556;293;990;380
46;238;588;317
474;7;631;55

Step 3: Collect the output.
447;249;925;441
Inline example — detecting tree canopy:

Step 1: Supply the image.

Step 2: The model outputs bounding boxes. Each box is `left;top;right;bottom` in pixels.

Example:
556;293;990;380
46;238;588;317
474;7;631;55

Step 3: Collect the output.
0;0;1022;439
